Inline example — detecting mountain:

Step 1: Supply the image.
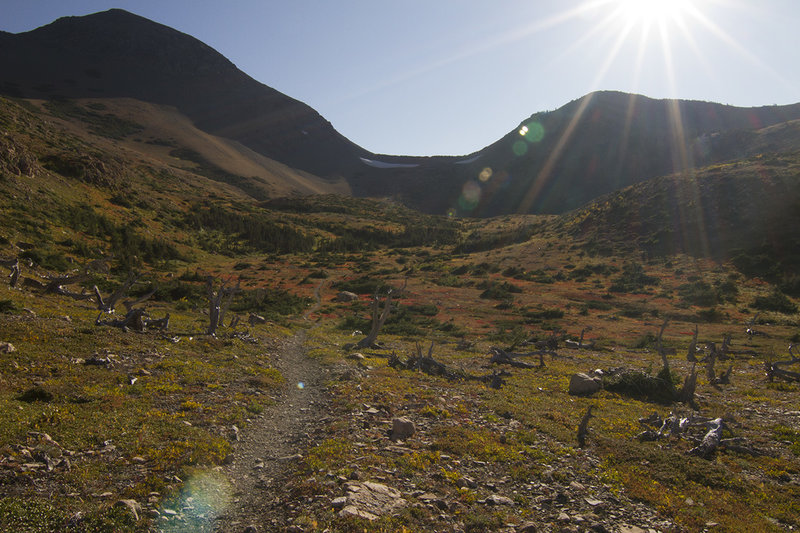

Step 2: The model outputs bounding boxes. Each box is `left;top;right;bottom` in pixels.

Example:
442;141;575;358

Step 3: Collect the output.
351;92;800;215
2;9;800;217
0;9;368;179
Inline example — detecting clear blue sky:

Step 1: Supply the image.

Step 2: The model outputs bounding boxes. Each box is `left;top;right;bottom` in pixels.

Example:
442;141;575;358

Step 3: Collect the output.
3;1;799;156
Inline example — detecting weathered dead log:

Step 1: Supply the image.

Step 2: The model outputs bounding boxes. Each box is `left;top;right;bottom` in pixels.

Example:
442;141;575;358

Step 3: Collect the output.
577;405;594;448
533;329;564;350
144;313;170;331
95;308;148;332
354;280;406;350
388;343;456;379
94;272;139;312
765;345;800;382
687;417;724;458
488;347;538;369
43;272;90;295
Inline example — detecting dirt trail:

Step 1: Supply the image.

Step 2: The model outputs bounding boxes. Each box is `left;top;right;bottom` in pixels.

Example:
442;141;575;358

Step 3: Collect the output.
215;282;330;532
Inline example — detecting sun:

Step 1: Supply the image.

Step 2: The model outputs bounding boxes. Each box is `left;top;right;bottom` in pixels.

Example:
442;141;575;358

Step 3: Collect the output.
616;0;693;26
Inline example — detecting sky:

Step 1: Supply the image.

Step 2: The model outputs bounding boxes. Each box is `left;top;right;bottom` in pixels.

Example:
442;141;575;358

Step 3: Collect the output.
3;0;800;156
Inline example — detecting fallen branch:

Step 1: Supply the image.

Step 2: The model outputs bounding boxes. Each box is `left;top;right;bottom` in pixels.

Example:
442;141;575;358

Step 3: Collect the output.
687;418;724;458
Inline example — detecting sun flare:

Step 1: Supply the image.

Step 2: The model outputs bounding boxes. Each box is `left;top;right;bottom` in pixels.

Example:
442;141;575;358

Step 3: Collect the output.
616;0;692;25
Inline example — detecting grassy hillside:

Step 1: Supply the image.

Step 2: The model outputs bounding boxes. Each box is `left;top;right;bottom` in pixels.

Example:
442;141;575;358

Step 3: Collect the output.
1;94;800;532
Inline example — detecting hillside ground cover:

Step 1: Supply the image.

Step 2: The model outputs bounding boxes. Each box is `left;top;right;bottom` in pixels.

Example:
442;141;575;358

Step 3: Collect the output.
1;95;799;531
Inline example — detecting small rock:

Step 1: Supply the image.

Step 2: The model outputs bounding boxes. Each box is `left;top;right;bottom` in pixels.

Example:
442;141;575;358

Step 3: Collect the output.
517;523;539;533
390;417;415;441
114;499;141;521
618;526;646;533
339;505;378;521
557;511;571;522
0;342;16;353
243;526;258;533
484;494;514;506
331;496;347;510
348;352;366;361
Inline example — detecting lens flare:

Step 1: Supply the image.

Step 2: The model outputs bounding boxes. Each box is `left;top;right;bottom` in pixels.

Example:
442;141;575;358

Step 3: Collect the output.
458;180;482;211
512;140;528;156
478;167;493;182
160;469;232;531
520;121;545;143
297;381;305;389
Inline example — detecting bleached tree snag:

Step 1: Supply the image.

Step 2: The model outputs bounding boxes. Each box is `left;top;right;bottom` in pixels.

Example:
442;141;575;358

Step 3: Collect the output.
9;260;19;287
206;277;241;336
577;405;594;448
678;363;698;406
122;288;157;313
688;418;724;458
354;280;406;350
218;279;241;327
719;334;732;360
656;318;670;372
94;272;139;312
566;327;594;349
687;325;699;363
704;343;732;385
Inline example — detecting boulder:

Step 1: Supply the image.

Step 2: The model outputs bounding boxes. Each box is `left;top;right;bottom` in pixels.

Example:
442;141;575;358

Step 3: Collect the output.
335;291;359;302
390;417;415;441
568;372;602;396
338;481;407;521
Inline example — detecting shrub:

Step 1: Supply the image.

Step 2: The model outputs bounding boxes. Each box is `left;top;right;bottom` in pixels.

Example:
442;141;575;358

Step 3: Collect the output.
478;281;522;300
752;291;798;314
0;299;19;314
609;262;658;293
677;281;719;307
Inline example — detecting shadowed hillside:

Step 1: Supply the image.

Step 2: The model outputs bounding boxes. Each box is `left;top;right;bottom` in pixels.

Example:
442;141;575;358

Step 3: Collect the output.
3;11;800;217
0;9;368;179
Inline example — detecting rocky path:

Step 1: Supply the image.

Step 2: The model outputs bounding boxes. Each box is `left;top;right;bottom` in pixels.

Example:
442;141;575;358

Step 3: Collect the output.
214;282;330;532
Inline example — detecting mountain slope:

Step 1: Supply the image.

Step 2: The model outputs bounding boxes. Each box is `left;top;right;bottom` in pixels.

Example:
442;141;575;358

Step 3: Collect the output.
2;10;800;218
0;9;368;179
352;92;800;215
